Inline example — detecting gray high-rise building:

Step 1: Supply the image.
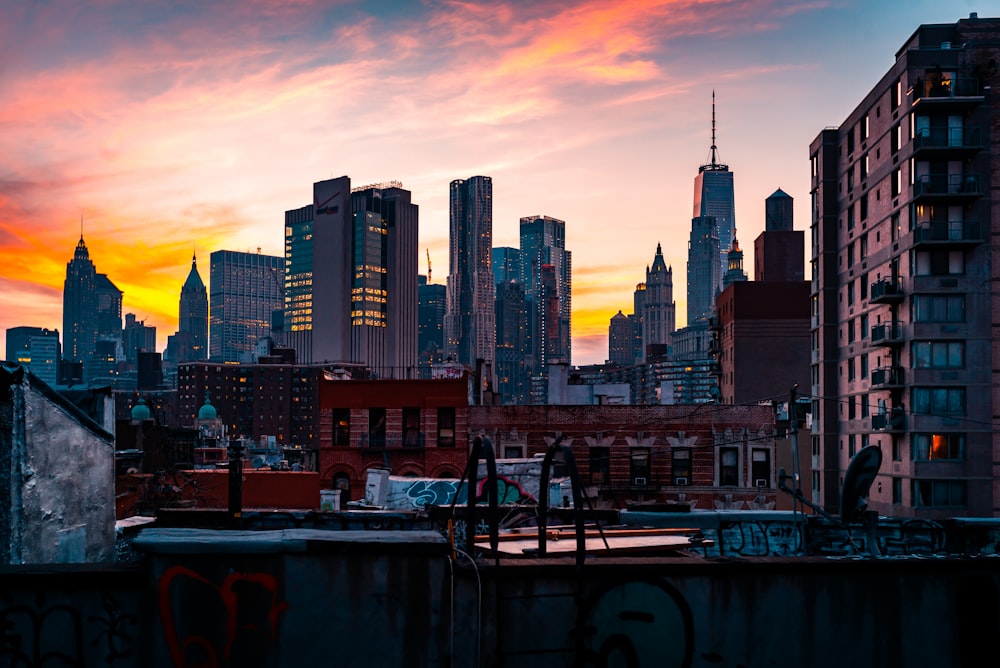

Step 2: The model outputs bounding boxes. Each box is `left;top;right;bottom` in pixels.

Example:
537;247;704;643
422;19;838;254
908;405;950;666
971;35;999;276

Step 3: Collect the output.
209;250;284;363
445;176;495;370
608;311;631;366
5;326;60;385
519;215;571;394
693;92;736;287
305;177;418;374
687;216;721;324
809;14;1000;518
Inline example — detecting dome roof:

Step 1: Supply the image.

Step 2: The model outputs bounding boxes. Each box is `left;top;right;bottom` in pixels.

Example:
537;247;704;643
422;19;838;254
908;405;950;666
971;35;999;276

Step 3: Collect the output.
131;398;152;421
198;397;218;420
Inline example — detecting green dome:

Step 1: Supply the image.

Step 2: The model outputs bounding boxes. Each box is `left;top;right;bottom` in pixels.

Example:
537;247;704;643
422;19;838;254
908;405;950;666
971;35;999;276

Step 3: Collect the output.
198;397;218;420
131;398;152;421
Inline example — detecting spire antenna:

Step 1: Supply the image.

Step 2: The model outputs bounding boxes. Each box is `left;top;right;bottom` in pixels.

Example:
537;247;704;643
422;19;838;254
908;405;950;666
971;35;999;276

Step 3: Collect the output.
710;90;719;167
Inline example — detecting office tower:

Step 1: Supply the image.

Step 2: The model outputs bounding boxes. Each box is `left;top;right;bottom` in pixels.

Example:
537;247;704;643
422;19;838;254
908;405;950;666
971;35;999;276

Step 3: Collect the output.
284;204;315;363
123;314;157;365
179;253;208;361
306;177;418;374
6;327;60;385
492;247;522;285
495;279;529;404
642;243;676;355
62;235;98;368
94;274;122;341
209;250;284;363
418;276;447;369
608;311;631;366
630;283;645;363
687;215;721;323
755;189;804;282
445;176;495;369
809;14;1000;518
519;215;571;399
721;237;748;288
693;92;736;284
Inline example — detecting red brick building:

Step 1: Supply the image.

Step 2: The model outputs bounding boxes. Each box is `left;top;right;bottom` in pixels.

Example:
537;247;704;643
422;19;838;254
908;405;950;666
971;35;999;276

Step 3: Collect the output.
470;404;777;509
318;375;472;502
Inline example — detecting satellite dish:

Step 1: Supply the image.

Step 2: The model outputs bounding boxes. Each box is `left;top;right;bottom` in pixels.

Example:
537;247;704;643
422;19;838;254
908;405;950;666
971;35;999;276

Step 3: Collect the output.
840;445;882;524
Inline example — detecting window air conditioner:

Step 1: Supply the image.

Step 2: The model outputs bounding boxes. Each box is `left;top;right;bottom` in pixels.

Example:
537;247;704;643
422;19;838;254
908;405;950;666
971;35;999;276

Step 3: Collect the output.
633;477;647;486
755;478;768;488
675;477;689;486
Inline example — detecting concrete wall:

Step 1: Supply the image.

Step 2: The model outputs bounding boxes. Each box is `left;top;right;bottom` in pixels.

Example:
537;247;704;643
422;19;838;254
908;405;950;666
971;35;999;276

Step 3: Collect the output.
0;366;116;563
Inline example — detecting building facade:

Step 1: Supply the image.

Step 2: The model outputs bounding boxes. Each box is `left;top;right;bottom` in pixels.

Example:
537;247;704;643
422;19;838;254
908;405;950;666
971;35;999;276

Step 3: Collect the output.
445;176;495;371
5;327;60;386
209;250;284;364
809;14;1000;518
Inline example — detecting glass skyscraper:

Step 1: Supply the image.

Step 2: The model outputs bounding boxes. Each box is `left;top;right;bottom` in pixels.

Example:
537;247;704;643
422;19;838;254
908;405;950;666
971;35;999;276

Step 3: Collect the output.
209;250;284;363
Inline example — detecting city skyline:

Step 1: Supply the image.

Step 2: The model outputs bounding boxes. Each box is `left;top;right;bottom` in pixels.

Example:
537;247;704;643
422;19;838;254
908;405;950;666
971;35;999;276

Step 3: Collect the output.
0;1;966;365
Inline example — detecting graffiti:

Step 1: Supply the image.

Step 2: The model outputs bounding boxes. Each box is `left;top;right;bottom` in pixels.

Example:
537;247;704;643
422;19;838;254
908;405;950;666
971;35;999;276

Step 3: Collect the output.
158;566;288;668
89;594;139;664
576;579;694;667
403;476;536;509
719;520;803;557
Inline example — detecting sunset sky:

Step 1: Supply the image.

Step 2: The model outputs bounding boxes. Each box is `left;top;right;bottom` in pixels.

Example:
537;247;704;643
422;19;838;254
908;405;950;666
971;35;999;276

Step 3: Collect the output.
0;0;974;364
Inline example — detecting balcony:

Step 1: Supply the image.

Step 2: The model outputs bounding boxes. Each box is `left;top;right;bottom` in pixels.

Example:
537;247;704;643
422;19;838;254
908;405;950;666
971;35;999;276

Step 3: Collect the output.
913;173;983;200
871;366;905;389
872;407;906;433
870;278;904;304
912;127;982;157
912;76;984;108
870;321;904;346
912;221;983;248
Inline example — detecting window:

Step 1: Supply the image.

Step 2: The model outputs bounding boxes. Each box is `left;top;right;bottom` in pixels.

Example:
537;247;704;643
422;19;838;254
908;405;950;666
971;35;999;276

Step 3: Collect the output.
892;168;902;197
848;434;856;457
860;154;869;180
847;206;855;230
860;313;869;339
860;354;869;380
914;250;964;276
912;433;965;461
751;449;770;487
848;397;856;420
332;408;350;445
630;448;651;485
891;124;901;153
368;408;386;448
437;408;456;447
589;447;611;485
860;392;869;418
847;129;855;155
891;212;901;242
719;447;739;486
861;114;869;141
912;388;965;416
847;357;856;382
402;407;421;447
860;233;868;260
912;341;963;369
912;480;966;507
847;318;856;343
860;193;868;220
847;280;855;307
891;79;901;109
913;295;965;322
672;448;692;485
892;477;902;504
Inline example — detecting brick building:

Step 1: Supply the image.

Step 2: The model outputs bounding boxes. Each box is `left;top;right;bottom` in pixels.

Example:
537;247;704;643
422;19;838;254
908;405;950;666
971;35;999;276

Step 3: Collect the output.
318;375;472;503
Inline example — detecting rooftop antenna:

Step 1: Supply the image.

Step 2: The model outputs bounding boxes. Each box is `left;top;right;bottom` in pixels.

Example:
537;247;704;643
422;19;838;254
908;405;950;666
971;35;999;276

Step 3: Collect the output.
426;248;432;283
700;91;728;172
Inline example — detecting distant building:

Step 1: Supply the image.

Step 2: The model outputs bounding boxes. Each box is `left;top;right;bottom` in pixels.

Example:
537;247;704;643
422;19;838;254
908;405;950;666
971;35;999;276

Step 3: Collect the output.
209;250;284;363
494;280;529;404
491;246;521;285
62;235;105;378
5;327;60;386
608;311;631;366
687;215;721;324
445;176;495;372
721;237;748;288
123;313;156;366
809;14;1000;519
640;243;676;358
694;92;737;283
418;276;446;369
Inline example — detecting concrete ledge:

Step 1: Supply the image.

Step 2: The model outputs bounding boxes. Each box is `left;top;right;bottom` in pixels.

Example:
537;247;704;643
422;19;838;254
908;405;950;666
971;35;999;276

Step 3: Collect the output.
134;528;449;555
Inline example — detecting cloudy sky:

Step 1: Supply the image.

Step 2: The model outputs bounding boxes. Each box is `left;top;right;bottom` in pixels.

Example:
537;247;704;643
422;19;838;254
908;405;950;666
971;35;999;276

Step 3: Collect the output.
0;0;975;364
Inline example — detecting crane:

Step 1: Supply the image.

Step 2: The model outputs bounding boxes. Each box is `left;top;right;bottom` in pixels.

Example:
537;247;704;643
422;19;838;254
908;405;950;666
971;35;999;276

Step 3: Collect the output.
426;248;432;283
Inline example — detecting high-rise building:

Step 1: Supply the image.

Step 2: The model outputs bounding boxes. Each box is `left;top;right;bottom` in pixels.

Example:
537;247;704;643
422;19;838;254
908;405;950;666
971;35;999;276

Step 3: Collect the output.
809;14;1000;518
123;314;156;365
693;92;736;284
519;215;571;400
418;276;447;369
641;243;676;356
492;247;522;285
608;311;631;366
494;279;529;404
179;253;208;361
5;327;60;385
303;177;418;375
209;250;284;363
686;215;721;323
445;176;495;370
94;274;123;343
62;235;98;369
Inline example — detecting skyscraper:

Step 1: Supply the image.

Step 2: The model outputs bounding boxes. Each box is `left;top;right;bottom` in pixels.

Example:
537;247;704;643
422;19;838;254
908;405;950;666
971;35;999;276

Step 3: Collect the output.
519;215;571;397
608;311;631;366
492;247;522;285
5;326;60;385
693;92;736;287
686;215;721;324
305;177;418;374
178;253;208;361
123;313;156;365
418;276;446;369
209;250;284;363
445;176;494;370
63;235;97;368
809;14;1000;518
642;243;676;355
495;279;529;404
